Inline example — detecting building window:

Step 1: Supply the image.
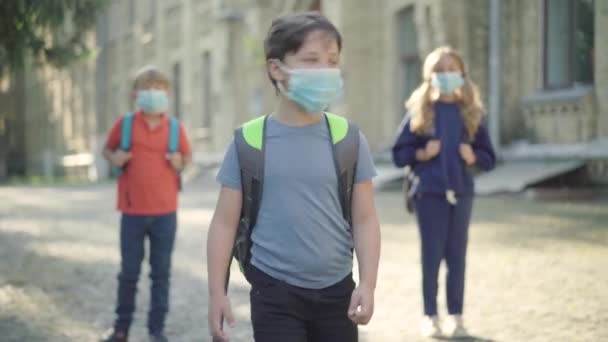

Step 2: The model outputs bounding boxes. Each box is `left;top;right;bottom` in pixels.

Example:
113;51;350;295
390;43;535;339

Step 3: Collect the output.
544;0;594;89
107;2;122;41
128;0;136;26
397;6;421;115
172;62;181;118
202;52;212;131
149;0;157;20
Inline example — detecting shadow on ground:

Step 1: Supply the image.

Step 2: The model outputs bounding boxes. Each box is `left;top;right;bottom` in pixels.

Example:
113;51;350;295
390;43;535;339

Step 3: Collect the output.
0;184;251;341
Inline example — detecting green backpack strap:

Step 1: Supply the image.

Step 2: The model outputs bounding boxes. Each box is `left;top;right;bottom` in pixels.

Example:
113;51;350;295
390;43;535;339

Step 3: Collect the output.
232;115;267;277
325;112;360;226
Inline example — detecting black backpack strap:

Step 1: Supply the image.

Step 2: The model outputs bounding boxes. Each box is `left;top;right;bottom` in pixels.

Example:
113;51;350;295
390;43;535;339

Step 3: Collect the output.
223;116;265;332
325;114;360;227
232;115;267;277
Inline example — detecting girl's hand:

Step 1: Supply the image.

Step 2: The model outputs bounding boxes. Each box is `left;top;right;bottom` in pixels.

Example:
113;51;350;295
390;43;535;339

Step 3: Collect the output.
424;140;441;160
459;143;476;166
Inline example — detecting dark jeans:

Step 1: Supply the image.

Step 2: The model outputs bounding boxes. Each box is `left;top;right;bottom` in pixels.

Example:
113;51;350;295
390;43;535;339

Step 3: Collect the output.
114;213;177;335
248;266;358;342
415;195;473;316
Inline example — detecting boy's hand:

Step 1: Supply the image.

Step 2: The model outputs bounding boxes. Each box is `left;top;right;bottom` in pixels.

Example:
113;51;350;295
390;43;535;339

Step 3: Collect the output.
166;152;184;171
209;294;235;342
110;150;132;167
424;140;441;160
459;143;476;166
348;284;375;325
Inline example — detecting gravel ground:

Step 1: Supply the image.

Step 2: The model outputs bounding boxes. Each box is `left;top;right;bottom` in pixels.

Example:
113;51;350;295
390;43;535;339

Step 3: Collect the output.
0;175;606;342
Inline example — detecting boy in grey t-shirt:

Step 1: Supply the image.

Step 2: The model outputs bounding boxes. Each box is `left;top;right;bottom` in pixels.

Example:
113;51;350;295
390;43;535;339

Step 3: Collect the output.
207;13;381;342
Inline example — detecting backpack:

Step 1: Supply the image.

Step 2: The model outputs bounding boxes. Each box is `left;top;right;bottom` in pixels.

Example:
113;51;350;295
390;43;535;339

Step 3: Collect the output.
403;165;419;213
394;112;419;214
230;112;360;280
116;112;182;187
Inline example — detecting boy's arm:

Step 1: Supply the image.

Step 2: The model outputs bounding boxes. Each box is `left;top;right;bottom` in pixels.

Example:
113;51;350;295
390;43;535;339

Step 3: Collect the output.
351;180;381;290
103;147;114;161
348;179;381;325
167;125;192;171
103;118;131;167
207;186;242;296
179;124;192;169
207;186;242;340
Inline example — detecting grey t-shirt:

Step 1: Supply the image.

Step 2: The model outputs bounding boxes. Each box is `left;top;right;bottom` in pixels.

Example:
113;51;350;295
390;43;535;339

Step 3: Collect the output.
216;115;377;289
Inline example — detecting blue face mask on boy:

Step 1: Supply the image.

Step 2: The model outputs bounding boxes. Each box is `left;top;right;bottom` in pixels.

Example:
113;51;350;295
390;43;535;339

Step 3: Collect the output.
275;61;344;113
431;72;464;95
136;89;169;114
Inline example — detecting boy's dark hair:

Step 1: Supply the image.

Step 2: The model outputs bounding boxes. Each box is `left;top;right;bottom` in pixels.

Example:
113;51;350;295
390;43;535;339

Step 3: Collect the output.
264;12;342;91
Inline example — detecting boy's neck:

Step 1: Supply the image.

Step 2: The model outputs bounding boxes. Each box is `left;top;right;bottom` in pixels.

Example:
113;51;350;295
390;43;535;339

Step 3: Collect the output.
273;96;323;126
141;112;164;128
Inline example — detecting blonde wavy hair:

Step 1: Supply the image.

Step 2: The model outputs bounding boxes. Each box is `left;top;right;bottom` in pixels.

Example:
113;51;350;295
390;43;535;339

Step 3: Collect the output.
406;46;484;141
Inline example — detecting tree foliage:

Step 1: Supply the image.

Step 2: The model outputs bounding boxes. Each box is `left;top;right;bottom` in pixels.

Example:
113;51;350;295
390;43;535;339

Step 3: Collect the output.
0;0;109;71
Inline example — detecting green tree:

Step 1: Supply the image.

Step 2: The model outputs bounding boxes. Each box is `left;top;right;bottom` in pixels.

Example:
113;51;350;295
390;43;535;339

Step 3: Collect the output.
0;0;109;71
0;0;108;181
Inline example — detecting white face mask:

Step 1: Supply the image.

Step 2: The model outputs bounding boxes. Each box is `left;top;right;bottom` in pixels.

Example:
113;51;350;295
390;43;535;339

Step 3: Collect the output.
431;72;464;95
136;89;169;114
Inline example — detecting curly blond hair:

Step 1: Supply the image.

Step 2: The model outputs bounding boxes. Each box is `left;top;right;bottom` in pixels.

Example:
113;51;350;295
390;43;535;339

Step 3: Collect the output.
406;46;484;141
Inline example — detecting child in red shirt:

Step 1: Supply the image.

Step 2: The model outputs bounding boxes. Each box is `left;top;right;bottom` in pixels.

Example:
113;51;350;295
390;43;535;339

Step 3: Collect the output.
101;66;192;342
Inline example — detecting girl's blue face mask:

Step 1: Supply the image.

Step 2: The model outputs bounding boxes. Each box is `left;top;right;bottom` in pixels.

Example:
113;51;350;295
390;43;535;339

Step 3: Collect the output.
274;60;344;113
136;89;169;114
431;72;464;95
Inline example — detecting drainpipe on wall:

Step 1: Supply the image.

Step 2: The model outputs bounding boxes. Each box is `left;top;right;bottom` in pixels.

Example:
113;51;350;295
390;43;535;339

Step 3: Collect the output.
488;0;501;156
94;12;109;179
218;1;245;149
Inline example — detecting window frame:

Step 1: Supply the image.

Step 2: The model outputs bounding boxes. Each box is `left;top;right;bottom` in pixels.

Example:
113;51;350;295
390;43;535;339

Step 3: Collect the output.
172;62;181;118
543;0;594;90
396;6;421;114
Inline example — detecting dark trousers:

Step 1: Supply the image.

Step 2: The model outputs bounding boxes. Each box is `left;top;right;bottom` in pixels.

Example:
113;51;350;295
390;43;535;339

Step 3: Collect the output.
248;266;358;342
114;213;177;335
415;195;473;316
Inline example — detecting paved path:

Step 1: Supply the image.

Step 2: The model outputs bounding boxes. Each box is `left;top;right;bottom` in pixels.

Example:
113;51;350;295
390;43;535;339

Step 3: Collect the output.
0;175;607;341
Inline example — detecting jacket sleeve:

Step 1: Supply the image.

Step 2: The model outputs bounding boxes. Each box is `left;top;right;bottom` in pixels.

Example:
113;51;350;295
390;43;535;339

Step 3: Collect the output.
391;114;424;168
471;122;496;171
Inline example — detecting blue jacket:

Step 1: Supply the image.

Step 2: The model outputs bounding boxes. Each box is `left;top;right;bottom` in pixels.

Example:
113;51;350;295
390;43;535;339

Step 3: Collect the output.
392;102;496;196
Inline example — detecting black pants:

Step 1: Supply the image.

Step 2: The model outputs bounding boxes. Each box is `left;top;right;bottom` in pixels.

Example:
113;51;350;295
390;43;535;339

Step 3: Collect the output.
415;195;473;316
248;266;358;342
